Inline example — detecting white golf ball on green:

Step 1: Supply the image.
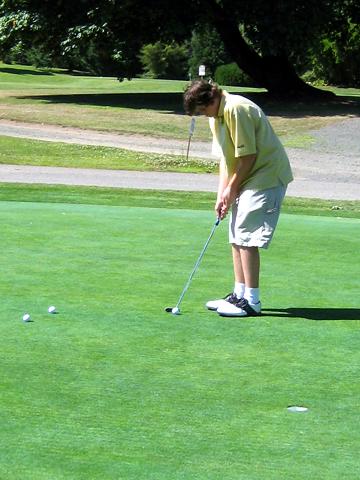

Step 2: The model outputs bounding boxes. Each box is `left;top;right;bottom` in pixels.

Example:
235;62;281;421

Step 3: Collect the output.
48;306;56;314
172;307;180;315
22;313;31;322
287;406;308;413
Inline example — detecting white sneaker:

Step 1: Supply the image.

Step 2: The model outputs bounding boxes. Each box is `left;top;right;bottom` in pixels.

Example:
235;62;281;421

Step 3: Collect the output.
206;292;240;311
217;298;261;317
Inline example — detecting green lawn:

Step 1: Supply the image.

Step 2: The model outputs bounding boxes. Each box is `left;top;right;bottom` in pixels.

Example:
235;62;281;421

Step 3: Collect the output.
0;135;217;173
0;63;359;146
0;183;359;219
0;63;358;478
1;197;359;479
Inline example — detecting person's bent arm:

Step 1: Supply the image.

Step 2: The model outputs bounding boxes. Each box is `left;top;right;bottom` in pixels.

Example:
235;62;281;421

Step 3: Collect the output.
219;154;256;219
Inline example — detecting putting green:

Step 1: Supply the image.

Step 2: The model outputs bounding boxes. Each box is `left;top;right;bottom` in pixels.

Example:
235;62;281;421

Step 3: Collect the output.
0;201;359;480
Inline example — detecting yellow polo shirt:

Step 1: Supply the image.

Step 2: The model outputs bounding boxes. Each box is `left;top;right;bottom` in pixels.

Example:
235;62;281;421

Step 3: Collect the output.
209;92;293;190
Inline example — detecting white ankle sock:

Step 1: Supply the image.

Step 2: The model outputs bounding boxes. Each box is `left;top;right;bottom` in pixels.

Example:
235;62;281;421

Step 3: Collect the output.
234;282;245;299
244;287;260;304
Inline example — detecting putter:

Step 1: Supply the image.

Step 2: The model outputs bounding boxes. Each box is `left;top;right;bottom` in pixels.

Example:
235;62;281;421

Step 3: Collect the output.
185;117;196;161
165;217;220;315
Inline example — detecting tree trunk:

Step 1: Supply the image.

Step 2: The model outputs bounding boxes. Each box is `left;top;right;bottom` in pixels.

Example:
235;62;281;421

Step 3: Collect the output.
205;0;335;98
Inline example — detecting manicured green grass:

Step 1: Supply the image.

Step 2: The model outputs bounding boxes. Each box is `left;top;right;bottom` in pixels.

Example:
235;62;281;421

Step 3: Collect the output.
0;199;359;479
0;183;359;218
0;135;217;173
0;63;359;146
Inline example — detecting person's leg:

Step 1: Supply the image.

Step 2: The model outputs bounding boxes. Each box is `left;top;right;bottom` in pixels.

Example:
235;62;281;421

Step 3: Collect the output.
232;244;244;283
218;245;262;316
239;246;260;305
233;244;261;306
205;245;244;311
238;246;259;288
208;186;286;314
216;186;287;317
232;244;246;299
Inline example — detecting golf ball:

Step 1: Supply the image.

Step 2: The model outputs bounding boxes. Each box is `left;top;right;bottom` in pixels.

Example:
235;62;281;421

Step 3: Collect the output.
172;307;180;315
22;313;31;322
287;406;308;413
48;306;56;314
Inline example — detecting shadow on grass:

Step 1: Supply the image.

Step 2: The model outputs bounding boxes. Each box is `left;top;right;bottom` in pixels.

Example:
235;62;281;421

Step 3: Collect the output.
262;307;360;321
0;65;93;77
239;92;360;118
0;66;54;76
16;91;360;117
17;92;185;113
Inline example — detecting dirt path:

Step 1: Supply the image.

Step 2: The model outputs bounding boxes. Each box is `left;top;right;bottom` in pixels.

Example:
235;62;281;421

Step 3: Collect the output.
0;118;359;200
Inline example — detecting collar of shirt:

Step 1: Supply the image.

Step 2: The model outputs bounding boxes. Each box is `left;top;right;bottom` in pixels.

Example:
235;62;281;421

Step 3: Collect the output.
216;92;227;121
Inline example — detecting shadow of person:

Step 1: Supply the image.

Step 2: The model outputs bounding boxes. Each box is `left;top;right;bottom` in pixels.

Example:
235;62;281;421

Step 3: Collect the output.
262;307;360;321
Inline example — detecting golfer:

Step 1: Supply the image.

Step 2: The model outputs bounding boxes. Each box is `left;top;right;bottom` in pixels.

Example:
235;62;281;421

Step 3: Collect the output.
183;80;293;317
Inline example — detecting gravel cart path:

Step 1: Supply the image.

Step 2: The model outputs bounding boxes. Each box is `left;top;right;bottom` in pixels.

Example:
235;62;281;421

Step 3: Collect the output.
0;117;359;200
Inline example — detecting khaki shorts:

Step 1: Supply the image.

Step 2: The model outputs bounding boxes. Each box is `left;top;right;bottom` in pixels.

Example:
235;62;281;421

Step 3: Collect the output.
229;185;287;249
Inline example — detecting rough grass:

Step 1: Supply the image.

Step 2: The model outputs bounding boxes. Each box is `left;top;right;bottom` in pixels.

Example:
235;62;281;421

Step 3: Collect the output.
0;63;359;146
0;135;217;173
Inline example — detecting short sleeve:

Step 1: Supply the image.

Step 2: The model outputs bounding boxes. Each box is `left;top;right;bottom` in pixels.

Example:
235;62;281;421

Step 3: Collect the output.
226;106;257;157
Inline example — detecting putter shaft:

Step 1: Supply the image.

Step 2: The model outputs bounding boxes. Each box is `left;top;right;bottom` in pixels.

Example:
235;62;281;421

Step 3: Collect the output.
174;218;220;310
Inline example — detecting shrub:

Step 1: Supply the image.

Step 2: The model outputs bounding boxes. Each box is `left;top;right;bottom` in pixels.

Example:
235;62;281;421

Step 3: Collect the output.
3;42;52;68
139;41;188;79
214;63;253;86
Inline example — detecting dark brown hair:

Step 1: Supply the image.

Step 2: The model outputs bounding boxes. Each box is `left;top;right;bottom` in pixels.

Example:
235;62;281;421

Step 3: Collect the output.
183;80;222;115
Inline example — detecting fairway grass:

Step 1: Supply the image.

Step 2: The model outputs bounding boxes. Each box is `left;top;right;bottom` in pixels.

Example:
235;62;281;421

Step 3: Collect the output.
0;201;359;479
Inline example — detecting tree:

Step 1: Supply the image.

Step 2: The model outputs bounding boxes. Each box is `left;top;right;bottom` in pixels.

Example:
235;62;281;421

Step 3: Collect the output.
0;0;357;96
188;24;231;79
139;42;168;78
199;0;335;96
306;4;360;87
139;41;188;79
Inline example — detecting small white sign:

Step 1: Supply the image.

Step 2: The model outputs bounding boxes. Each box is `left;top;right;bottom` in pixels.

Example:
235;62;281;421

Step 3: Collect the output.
189;117;196;135
198;65;206;77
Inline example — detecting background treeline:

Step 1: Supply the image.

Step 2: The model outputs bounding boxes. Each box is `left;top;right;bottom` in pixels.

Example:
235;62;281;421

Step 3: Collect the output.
0;1;359;90
3;22;359;88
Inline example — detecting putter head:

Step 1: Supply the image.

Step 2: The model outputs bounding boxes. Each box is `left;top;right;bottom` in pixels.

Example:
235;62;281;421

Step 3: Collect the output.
165;307;181;315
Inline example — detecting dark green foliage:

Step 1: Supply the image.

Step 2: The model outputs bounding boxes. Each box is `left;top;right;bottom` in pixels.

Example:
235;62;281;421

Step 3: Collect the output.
0;0;359;91
139;41;188;79
188;24;231;79
214;63;253;87
3;42;52;68
307;20;360;86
